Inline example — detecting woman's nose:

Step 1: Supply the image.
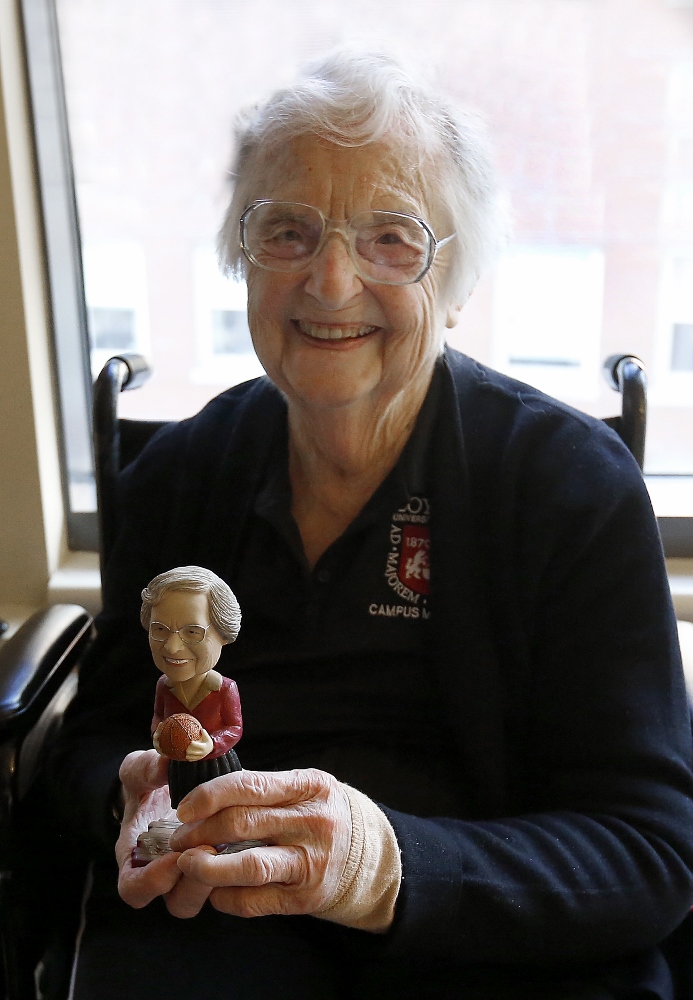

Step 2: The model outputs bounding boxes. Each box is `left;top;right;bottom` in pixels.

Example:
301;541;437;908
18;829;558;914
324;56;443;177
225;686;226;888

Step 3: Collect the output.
163;630;185;653
303;233;363;307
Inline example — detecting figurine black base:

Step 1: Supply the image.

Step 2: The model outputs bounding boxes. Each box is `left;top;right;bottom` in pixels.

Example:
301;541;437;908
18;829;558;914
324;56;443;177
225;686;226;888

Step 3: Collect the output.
169;748;242;808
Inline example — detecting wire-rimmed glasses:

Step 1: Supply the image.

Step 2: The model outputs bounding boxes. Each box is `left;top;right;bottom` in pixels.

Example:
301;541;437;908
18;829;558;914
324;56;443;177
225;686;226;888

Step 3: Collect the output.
239;200;456;286
149;622;212;645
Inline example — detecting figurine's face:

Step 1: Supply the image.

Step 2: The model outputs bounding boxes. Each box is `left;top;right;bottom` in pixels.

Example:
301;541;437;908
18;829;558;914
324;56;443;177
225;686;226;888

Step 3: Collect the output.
149;589;225;684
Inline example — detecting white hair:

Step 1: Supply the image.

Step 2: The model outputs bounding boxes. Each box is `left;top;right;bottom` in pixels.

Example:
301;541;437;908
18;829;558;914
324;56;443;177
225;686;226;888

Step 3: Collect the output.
141;566;241;643
218;51;506;303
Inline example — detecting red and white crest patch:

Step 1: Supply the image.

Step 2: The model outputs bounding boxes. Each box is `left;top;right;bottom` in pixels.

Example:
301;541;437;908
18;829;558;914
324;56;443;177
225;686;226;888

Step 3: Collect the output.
369;496;431;619
398;524;430;595
381;496;431;608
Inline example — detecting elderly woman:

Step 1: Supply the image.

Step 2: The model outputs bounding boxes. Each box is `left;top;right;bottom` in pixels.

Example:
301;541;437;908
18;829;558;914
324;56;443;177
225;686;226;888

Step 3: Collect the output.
53;53;693;1000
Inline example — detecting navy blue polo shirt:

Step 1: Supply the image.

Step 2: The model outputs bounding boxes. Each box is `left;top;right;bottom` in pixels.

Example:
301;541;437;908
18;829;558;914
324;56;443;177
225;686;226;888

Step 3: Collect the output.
226;363;470;817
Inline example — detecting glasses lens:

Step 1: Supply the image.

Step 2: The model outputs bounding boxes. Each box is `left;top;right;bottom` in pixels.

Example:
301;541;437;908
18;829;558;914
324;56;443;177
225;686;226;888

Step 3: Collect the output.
150;623;170;642
245;202;323;269
352;212;430;282
179;625;207;644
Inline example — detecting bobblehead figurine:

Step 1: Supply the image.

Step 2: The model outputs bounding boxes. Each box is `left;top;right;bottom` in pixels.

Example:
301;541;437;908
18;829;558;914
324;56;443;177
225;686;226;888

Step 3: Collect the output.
133;566;259;866
143;565;243;807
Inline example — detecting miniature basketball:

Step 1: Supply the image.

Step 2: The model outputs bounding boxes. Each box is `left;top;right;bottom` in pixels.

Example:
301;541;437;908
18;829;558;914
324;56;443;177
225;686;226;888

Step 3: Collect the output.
157;713;202;761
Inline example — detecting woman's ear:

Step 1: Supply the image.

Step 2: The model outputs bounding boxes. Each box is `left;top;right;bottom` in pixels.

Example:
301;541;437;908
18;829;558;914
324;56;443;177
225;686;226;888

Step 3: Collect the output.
445;302;463;329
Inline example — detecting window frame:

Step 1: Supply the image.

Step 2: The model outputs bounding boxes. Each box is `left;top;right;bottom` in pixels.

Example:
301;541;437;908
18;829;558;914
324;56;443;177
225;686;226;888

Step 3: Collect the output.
19;0;693;559
21;0;97;550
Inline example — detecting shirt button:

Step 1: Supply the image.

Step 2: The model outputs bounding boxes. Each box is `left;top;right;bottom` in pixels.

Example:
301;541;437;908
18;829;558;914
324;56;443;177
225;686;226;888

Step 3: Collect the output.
316;569;331;584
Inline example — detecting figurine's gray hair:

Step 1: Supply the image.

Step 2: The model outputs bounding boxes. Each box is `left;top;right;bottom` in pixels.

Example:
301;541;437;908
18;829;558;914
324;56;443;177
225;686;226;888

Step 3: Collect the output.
218;51;506;303
140;566;241;643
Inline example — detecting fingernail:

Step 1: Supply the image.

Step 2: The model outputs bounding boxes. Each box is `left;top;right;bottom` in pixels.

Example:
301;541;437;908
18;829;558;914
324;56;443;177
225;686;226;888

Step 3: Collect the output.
177;854;192;874
177;800;193;823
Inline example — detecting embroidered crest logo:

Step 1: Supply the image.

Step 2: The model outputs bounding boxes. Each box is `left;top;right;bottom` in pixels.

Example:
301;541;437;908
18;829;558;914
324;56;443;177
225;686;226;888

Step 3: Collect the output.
384;496;430;605
398;524;430;595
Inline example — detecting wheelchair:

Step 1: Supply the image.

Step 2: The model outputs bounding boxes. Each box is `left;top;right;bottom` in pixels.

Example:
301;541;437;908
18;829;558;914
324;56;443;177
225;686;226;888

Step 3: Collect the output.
1;350;689;1000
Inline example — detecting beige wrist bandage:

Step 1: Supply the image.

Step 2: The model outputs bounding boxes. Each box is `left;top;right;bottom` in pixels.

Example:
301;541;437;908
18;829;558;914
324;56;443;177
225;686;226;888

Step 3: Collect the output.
315;784;402;933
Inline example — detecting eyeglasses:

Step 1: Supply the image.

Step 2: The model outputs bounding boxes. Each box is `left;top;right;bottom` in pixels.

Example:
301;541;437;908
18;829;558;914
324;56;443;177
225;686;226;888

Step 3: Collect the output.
149;623;212;645
239;200;456;286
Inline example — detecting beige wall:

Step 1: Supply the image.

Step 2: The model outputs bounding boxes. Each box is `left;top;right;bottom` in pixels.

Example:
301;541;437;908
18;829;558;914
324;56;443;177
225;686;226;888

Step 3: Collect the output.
0;0;63;609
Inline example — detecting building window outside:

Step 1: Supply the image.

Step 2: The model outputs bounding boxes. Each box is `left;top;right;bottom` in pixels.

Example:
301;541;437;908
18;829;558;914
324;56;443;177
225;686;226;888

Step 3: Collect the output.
652;255;693;439
212;310;249;355
89;308;136;353
672;325;693;371
666;257;693;377
191;248;263;387
82;242;150;379
492;247;604;402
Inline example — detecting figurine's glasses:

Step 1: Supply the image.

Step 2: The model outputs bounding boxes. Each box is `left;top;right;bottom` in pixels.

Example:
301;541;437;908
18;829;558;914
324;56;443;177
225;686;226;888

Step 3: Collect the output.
239;200;456;286
149;623;211;645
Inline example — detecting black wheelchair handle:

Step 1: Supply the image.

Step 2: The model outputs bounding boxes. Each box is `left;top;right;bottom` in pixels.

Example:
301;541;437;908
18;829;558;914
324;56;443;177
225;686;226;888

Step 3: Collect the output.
603;354;645;392
0;605;92;729
602;355;647;471
93;355;153;566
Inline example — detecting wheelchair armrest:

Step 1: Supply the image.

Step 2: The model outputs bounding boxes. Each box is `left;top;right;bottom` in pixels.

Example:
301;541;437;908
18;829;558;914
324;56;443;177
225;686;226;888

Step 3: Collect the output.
0;605;92;735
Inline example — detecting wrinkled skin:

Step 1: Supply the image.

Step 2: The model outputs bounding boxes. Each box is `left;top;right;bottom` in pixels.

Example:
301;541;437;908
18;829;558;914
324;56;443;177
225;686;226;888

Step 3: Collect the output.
117;751;214;917
117;750;352;919
246;136;459;428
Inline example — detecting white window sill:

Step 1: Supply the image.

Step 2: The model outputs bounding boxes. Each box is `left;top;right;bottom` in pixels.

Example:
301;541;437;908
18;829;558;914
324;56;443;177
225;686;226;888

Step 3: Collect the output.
47;550;101;617
0;553;101;643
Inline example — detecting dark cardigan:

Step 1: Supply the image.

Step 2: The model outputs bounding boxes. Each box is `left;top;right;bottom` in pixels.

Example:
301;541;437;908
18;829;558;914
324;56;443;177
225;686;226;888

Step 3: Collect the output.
52;347;693;979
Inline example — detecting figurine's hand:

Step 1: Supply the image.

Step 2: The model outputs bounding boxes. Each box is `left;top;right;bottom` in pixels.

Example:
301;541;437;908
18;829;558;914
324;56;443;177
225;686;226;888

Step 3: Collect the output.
116;749;214;918
168;768;352;918
152;723;164;755
185;728;214;761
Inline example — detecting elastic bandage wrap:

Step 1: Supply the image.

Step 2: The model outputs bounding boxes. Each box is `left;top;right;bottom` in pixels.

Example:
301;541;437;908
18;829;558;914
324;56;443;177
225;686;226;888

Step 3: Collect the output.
315;784;402;933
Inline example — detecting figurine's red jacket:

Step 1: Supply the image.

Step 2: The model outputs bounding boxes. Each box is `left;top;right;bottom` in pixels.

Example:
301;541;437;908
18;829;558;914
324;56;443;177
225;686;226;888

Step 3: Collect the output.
152;675;242;758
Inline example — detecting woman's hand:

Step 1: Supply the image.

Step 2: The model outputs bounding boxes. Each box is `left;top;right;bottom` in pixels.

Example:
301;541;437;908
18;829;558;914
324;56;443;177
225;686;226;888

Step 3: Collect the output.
168;768;352;918
186;727;214;761
116;749;214;918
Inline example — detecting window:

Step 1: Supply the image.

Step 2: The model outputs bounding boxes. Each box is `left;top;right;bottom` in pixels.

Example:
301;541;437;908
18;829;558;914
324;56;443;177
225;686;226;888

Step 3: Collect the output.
212;312;248;355
89;308;136;353
191;248;263;386
672;325;693;371
492;247;604;401
83;242;150;378
652;255;693;428
20;0;693;552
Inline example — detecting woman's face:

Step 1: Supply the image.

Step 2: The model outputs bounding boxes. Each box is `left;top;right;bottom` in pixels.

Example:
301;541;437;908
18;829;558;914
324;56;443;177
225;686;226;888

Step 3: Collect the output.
149;590;224;684
244;137;458;414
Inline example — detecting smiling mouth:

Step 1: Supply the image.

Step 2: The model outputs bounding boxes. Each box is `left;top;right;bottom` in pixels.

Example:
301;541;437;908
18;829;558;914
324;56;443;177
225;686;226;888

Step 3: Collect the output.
294;319;378;341
164;657;190;665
